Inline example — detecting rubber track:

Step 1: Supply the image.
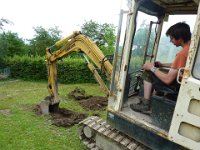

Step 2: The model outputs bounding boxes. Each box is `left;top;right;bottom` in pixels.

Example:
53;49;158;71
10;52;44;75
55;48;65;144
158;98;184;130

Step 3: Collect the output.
79;116;151;150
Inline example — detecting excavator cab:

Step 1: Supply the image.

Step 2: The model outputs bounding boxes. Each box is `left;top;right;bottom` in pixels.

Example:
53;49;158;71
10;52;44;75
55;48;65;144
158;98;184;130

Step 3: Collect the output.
103;0;200;149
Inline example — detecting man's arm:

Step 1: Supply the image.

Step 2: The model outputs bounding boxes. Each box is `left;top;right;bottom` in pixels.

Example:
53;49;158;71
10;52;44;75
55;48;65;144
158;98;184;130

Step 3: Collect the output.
143;63;178;85
154;68;178;85
155;61;171;68
161;63;172;68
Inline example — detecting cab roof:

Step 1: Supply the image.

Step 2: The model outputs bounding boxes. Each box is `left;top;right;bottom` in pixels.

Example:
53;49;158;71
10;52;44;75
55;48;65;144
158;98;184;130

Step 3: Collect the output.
138;0;199;16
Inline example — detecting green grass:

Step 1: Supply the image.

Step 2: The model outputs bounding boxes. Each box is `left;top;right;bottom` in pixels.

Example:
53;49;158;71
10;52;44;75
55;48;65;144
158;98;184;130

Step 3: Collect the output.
0;79;106;150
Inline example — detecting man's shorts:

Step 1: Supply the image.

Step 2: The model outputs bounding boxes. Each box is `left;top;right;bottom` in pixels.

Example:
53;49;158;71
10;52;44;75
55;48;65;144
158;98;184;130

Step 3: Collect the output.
142;70;180;94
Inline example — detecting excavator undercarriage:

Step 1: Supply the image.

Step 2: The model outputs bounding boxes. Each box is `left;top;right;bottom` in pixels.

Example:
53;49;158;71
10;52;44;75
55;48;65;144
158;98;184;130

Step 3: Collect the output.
79;116;150;150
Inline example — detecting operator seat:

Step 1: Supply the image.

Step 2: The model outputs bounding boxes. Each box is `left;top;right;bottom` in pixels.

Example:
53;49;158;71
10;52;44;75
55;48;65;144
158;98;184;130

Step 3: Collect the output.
152;80;180;101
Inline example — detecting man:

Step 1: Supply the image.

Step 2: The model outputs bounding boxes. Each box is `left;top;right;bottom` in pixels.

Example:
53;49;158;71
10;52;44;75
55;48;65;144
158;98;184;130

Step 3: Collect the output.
130;22;191;114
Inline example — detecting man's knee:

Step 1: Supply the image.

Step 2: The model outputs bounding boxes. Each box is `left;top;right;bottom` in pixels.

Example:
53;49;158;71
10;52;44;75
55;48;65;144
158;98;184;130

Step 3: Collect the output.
142;71;154;83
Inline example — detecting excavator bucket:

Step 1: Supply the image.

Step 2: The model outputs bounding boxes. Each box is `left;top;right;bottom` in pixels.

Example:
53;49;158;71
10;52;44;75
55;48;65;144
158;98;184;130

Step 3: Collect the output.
39;96;59;115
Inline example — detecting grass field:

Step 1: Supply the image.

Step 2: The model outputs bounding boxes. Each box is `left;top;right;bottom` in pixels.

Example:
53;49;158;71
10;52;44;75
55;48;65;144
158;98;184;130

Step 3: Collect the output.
0;79;106;150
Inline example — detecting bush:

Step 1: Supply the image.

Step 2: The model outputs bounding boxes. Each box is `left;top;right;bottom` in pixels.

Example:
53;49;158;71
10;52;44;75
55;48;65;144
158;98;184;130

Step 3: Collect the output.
0;56;97;83
57;58;96;83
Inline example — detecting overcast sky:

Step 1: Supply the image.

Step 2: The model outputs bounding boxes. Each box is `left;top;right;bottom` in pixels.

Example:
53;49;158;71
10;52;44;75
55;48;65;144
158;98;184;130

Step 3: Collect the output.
0;0;122;39
1;0;197;41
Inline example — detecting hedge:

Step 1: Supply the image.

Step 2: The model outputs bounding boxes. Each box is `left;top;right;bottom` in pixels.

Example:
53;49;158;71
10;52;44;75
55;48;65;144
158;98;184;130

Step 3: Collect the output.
0;56;99;84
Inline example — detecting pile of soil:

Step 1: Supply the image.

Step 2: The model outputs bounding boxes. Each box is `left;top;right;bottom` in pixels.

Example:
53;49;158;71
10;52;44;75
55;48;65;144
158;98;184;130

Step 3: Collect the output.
68;87;108;110
79;96;107;110
68;87;92;100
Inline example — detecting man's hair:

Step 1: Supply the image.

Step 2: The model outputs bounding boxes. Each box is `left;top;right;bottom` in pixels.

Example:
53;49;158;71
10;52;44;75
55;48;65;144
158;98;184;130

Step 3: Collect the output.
166;22;191;43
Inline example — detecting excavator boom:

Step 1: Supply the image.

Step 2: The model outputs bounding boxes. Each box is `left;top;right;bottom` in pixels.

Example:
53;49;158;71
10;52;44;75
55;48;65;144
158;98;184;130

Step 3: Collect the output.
45;31;113;106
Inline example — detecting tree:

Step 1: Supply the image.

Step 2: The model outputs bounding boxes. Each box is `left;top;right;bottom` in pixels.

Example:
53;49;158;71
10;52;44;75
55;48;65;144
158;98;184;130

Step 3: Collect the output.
0;18;12;30
0;31;27;58
132;21;156;57
28;26;62;56
129;21;156;73
81;20;116;55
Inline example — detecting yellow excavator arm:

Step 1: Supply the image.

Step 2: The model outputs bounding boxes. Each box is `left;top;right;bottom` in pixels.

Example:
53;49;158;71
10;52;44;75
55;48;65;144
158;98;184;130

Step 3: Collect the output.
46;31;113;105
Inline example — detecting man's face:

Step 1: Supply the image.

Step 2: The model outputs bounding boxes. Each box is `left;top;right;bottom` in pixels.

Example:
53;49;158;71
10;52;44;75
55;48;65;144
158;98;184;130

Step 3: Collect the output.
170;36;182;47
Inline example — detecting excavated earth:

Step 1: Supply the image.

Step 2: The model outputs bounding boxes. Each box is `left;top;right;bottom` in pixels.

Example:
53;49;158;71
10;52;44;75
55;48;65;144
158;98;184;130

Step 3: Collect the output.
68;87;108;111
79;96;107;110
34;87;107;127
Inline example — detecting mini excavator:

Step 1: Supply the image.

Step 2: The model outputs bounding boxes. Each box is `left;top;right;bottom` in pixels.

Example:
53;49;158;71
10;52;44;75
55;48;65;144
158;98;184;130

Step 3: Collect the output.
42;0;200;149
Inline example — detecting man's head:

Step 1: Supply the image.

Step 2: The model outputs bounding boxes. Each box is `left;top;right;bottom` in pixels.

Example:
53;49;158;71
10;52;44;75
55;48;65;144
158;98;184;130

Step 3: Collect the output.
166;22;191;46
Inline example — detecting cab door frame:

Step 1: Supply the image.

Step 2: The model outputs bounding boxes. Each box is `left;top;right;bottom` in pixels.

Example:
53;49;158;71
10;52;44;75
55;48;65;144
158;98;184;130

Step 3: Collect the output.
169;4;200;150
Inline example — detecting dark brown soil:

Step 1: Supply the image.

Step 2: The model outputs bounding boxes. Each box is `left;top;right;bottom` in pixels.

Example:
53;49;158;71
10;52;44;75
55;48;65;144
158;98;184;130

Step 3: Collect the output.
34;105;87;127
68;87;92;100
34;87;108;127
68;87;108;110
79;96;107;110
50;108;87;127
34;95;107;127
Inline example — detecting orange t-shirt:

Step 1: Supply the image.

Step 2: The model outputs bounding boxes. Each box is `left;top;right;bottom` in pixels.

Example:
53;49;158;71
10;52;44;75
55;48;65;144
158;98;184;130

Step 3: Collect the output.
171;44;190;69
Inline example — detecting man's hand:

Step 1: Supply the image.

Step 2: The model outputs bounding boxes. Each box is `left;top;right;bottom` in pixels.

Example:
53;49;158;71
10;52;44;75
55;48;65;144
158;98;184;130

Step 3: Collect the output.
154;61;162;67
143;63;154;71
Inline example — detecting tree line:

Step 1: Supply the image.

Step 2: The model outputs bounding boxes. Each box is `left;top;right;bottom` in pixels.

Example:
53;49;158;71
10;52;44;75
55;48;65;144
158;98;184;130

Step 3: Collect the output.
0;20;116;60
0;17;177;65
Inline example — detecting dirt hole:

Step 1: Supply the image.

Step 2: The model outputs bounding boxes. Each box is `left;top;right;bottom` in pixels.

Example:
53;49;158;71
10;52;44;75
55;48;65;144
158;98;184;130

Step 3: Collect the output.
34;105;87;127
34;87;107;127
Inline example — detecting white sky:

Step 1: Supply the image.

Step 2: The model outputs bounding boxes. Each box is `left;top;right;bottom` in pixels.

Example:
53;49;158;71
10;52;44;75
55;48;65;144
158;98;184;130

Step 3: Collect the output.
1;0;197;41
0;0;122;40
